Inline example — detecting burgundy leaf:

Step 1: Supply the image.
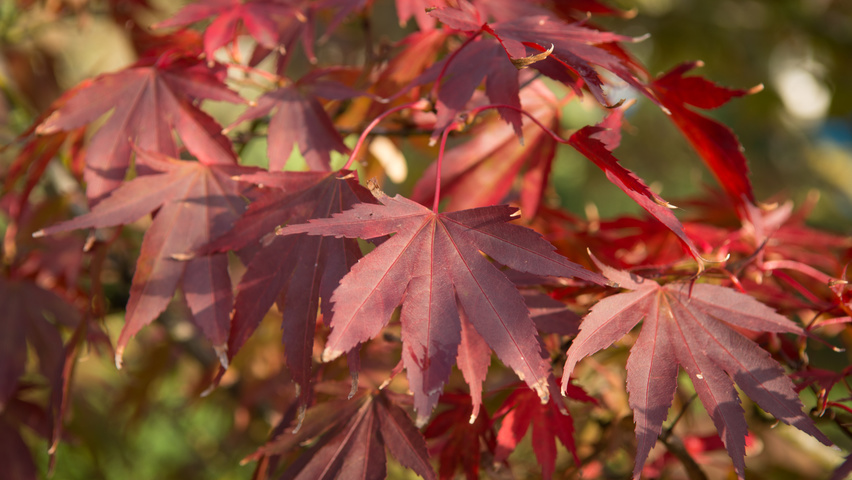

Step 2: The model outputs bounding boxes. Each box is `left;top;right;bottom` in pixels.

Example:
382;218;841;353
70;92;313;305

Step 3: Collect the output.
229;85;349;171
35;151;256;367
209;171;373;395
277;186;609;420
35;54;242;202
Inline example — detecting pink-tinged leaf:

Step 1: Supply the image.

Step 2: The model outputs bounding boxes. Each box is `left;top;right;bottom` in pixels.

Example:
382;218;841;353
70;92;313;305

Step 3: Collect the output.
35;55;242;202
207;171;372;394
153;0;300;60
428;0;483;32
229;85;348;171
568;124;701;262
563;262;831;479
36;152;255;366
277;188;608;419
456;305;491;422
652;62;759;208
396;0;445;30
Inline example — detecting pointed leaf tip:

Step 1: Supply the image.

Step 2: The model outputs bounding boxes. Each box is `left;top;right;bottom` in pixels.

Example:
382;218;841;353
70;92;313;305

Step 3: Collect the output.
533;377;549;403
214;344;229;369
114;347;124;370
416;413;429;428
348;372;359;399
201;383;216;397
321;347;343;363
291;403;307;433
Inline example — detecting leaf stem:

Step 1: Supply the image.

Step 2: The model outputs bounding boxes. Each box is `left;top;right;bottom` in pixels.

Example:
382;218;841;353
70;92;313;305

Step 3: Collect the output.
432;121;458;212
465;103;570;144
341;99;429;171
430;29;483;101
227;62;283;85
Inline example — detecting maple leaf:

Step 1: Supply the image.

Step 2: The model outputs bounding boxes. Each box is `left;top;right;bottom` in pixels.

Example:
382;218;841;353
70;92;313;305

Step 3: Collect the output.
205;170;375;395
409;35;524;139
227;74;353;171
276;185;610;421
412;79;559;218
34;53;243;203
494;380;595;479
562;257;831;479
423;393;496;480
491;15;654;106
567;109;702;262
153;0;300;61
428;2;654;107
34;150;257;368
651;61;762;210
249;387;435;480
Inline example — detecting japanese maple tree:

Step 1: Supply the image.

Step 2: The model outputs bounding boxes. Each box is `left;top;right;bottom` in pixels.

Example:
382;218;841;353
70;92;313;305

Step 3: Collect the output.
2;0;851;479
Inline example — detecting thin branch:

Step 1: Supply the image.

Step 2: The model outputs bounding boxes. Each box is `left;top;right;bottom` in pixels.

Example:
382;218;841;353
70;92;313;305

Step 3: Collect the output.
341;99;429;170
432;122;458;212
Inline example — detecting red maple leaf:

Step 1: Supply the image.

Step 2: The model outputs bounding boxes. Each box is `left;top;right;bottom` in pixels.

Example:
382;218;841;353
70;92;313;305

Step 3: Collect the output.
651;61;762;210
414;36;523;137
567;108;702;262
494;379;596;479
227;73;355;171
205;170;375;395
562;256;831;479
277;185;610;421
34;150;258;368
423;393;496;480
35;52;243;203
428;1;653;107
153;0;301;61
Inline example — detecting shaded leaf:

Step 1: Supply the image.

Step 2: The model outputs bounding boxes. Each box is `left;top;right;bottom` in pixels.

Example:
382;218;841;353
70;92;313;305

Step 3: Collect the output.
207;170;374;394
